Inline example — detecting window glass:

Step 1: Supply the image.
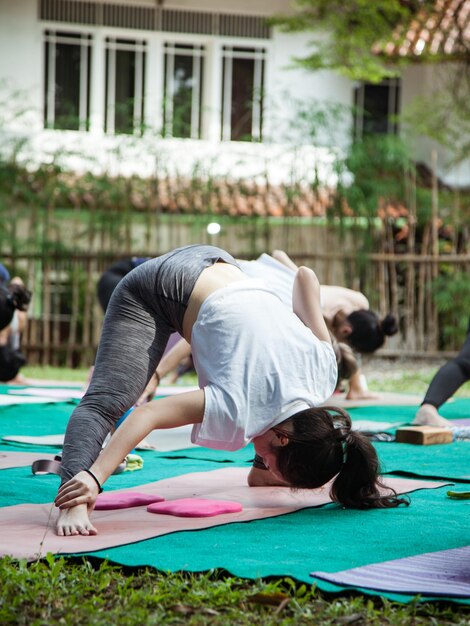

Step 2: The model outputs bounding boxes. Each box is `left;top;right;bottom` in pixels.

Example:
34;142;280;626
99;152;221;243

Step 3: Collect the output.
354;80;400;138
221;46;265;142
105;38;146;135
44;31;91;131
163;43;204;139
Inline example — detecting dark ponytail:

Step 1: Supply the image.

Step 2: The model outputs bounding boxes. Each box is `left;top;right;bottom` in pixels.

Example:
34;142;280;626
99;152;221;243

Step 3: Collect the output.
347;310;398;354
0;284;32;330
275;406;409;509
331;429;408;509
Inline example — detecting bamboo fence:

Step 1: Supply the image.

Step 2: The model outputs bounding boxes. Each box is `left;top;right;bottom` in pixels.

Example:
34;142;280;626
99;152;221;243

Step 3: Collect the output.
2;233;469;367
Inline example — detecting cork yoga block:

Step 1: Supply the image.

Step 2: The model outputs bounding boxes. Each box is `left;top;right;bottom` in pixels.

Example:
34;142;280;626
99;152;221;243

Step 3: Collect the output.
395;426;453;445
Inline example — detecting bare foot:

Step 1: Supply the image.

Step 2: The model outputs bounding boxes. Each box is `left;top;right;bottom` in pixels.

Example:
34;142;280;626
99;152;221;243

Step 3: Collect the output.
413;404;452;428
56;504;98;536
247;466;289;487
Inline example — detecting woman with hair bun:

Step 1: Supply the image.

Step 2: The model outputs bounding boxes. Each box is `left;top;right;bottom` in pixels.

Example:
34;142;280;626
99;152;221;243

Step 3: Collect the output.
331;309;399;355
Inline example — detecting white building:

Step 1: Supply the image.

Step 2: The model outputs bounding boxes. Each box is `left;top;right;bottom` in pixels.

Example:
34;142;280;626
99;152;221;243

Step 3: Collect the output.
0;0;467;188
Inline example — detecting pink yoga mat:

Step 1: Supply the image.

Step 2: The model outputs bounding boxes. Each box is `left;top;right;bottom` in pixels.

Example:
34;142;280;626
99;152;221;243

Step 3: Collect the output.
0;468;445;560
324;392;423;409
0;451;56;470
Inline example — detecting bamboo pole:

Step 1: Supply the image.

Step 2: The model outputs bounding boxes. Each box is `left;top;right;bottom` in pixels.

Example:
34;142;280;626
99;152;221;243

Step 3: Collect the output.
405;164;417;349
386;220;398;318
430;148;440;350
417;224;430;351
66;261;79;368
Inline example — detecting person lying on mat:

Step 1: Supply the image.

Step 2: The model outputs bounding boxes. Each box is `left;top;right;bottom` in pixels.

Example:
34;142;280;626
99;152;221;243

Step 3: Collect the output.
54;244;407;536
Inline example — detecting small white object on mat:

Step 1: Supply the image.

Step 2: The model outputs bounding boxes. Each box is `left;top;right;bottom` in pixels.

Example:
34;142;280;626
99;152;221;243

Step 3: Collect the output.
11;388;84;400
0;395;64;406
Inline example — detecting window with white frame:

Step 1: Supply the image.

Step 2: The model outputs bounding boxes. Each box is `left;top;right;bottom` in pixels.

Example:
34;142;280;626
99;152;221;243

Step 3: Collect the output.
44;31;92;131
105;38;146;135
221;46;265;142
163;43;204;139
354;79;400;139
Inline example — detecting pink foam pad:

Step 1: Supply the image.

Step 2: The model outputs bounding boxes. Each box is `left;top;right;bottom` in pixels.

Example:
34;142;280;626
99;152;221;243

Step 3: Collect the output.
95;492;165;510
147;498;243;518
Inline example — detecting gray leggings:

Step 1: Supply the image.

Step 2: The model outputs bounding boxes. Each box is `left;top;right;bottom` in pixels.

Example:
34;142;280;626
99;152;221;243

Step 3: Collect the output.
422;319;470;409
61;245;238;481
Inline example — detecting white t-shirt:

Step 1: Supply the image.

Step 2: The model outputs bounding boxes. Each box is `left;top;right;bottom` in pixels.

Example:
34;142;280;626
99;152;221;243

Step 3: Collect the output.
239;254;369;320
238;254;295;308
190;280;337;451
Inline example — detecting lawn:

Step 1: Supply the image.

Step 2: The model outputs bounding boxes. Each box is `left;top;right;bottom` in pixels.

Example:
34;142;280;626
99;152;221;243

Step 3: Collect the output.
1;360;469;625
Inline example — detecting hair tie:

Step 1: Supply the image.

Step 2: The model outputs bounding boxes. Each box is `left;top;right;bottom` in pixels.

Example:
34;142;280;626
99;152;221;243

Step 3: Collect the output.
341;439;348;464
334;421;351;464
84;468;103;493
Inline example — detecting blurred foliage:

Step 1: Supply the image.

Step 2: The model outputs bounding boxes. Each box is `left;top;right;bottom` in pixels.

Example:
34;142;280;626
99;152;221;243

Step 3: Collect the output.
401;65;470;165
271;0;436;83
432;270;470;349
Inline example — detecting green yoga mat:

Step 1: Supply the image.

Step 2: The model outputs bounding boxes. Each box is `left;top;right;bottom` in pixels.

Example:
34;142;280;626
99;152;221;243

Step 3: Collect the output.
377;441;470;483
1;441;467;604
0;402;77;438
80;482;467;605
1;453;466;604
347;397;470;423
1;399;469;481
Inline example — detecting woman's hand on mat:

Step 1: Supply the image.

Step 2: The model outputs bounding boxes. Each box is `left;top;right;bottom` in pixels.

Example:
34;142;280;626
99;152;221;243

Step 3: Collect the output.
54;470;100;511
56;504;97;537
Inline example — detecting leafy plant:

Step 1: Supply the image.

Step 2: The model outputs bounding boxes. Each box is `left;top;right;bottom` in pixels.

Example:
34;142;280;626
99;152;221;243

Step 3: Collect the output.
271;0;431;83
432;270;470;349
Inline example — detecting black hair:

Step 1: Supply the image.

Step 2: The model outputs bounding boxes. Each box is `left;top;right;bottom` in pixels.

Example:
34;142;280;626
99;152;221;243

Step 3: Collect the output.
274;406;409;509
0;284;32;331
346;310;398;354
331;337;358;383
0;345;27;381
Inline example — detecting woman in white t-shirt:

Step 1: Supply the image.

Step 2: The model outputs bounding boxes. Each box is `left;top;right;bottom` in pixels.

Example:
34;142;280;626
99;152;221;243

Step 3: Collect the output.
238;250;398;399
54;245;407;536
242;250;398;354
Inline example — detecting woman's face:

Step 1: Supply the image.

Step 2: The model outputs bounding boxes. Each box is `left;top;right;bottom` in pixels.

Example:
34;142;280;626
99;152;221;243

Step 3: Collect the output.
252;429;288;482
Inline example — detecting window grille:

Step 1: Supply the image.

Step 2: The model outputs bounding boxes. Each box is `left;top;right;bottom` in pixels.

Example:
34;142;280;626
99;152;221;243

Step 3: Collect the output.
220;13;270;39
39;0;271;39
40;0;97;25
102;4;155;31
161;10;213;35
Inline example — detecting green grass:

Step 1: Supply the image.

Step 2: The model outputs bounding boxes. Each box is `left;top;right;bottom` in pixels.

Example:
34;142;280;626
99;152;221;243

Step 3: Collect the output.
1;557;468;626
2;362;470;623
21;365;89;383
364;360;470;397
